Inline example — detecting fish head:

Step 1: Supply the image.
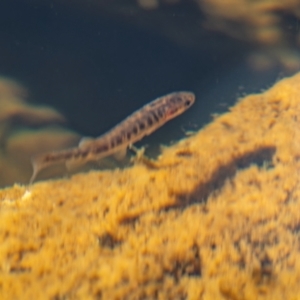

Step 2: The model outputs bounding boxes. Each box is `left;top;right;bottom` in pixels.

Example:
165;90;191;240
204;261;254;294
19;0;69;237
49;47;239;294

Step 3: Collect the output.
164;91;195;121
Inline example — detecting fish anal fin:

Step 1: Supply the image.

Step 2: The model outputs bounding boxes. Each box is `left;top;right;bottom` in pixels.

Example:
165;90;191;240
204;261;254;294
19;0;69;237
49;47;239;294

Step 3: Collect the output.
65;158;86;171
113;147;127;161
79;137;94;148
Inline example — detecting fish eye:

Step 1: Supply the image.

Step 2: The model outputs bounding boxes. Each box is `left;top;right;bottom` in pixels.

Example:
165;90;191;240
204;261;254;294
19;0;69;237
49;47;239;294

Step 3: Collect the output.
185;100;191;106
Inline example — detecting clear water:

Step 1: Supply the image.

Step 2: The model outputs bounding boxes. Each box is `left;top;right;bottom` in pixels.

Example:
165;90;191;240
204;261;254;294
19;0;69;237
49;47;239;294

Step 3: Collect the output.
0;0;296;186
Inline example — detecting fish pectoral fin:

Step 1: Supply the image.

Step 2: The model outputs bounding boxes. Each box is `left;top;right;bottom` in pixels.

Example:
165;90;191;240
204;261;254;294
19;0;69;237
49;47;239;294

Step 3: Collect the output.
112;147;127;161
79;136;95;148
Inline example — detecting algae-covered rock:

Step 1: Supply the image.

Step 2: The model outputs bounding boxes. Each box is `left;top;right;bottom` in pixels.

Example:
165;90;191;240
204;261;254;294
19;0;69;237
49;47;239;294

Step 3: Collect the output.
1;73;300;299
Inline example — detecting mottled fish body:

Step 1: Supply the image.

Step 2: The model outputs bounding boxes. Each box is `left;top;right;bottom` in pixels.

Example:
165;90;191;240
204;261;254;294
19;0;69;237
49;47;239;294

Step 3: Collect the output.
29;91;195;184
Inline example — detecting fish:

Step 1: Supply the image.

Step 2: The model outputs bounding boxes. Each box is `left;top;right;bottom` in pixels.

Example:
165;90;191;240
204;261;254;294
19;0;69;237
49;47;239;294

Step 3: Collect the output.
29;91;195;184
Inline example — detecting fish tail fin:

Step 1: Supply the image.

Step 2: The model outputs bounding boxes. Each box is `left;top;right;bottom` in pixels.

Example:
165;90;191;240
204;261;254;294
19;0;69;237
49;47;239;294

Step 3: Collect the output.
29;153;57;185
29;154;44;185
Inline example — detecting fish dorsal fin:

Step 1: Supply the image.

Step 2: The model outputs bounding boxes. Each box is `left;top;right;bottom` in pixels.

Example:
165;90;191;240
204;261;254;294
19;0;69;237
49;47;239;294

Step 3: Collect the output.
79;137;94;148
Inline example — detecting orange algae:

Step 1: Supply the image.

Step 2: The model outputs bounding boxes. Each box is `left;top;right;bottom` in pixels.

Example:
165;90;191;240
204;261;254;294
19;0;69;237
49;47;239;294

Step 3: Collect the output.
1;73;300;299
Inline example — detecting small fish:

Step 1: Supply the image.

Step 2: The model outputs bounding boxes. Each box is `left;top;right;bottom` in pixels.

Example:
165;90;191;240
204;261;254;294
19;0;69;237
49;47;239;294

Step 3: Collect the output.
29;91;195;184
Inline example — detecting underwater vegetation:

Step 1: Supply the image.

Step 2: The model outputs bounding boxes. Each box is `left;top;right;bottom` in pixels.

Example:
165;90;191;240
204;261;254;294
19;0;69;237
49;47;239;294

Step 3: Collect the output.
1;73;300;299
196;0;300;71
140;0;300;71
0;77;80;187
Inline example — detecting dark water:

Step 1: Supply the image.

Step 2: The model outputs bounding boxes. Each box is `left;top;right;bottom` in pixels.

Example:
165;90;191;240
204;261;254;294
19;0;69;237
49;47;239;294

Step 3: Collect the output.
0;0;286;149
